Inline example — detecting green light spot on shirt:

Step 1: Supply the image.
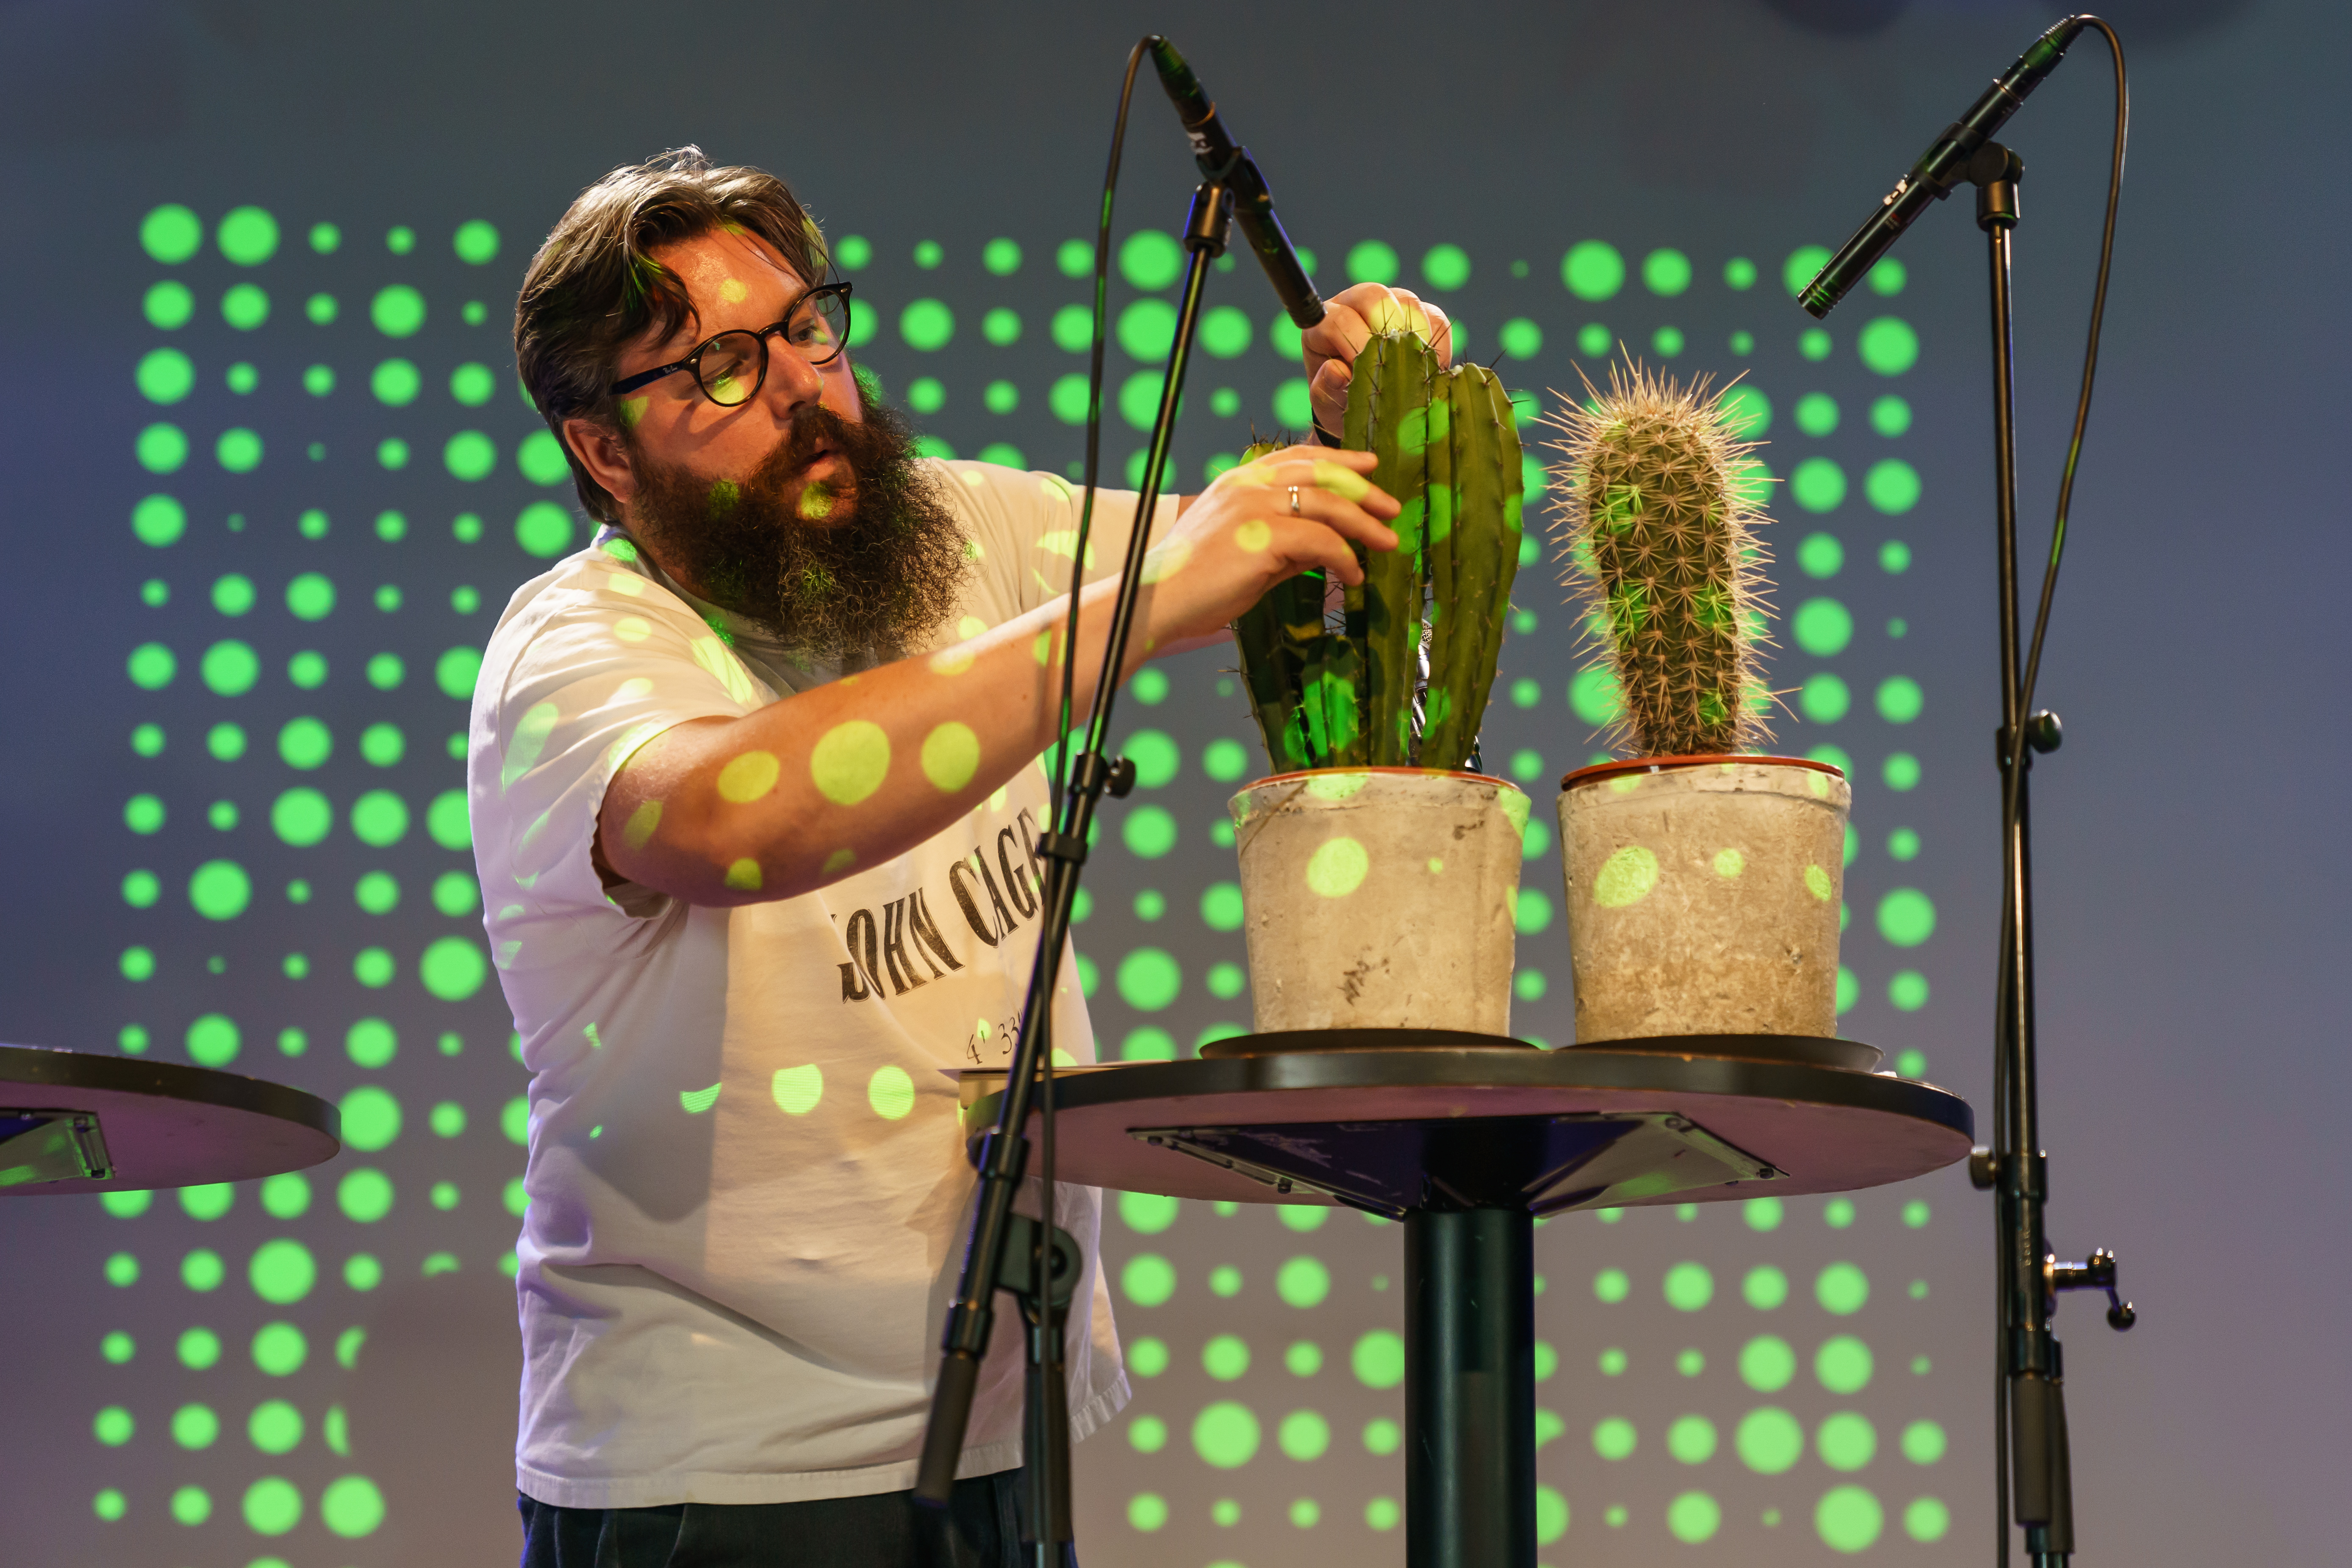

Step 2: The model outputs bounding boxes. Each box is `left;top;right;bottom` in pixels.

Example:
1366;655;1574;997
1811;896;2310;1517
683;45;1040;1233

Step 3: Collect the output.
867;1065;915;1120
772;1064;823;1116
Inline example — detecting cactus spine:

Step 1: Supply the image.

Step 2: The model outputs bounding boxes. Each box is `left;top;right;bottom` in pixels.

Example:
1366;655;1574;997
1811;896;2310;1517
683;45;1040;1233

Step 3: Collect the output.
1546;359;1773;758
1231;327;1522;775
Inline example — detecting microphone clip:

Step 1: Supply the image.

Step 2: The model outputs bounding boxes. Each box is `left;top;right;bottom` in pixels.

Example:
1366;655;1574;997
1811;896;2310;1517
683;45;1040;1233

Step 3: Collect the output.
1184;179;1236;259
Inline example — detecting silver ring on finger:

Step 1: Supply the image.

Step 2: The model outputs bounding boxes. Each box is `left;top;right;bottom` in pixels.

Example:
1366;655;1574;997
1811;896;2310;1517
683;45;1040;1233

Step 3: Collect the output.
1287;484;1302;517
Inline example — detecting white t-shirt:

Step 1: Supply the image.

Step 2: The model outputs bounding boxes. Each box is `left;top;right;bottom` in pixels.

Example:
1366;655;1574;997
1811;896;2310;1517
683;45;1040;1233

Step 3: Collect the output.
469;459;1155;1507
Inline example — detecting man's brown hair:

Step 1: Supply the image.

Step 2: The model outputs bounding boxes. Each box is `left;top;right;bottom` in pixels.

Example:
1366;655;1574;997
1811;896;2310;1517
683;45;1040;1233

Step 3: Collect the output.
514;147;829;524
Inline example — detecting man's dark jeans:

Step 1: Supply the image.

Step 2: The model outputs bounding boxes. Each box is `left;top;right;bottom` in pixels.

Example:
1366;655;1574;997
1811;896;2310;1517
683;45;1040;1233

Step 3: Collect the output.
516;1470;1079;1568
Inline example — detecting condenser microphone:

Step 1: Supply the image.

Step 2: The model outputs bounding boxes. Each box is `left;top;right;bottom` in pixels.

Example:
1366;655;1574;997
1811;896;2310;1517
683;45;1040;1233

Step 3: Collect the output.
1147;36;1326;330
1801;16;2090;317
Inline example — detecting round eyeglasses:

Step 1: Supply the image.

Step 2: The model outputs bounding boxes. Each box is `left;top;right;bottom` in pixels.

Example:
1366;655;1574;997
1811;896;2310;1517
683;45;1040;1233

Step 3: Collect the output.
608;282;854;408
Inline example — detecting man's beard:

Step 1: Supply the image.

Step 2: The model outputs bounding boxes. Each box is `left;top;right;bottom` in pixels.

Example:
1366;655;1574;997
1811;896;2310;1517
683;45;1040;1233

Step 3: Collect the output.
625;387;969;666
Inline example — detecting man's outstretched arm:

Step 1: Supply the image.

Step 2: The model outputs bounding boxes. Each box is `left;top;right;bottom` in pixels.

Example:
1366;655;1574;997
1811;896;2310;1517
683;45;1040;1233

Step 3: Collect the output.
594;445;1398;907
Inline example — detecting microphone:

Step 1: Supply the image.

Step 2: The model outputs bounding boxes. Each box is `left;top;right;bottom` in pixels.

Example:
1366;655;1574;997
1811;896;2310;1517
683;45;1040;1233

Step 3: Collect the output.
1801;16;2090;318
1147;36;1326;330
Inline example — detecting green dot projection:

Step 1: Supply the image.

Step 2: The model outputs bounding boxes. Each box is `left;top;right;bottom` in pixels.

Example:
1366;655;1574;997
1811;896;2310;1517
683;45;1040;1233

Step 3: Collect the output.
1563;240;1625;299
1421;244;1470;290
1120;230;1183;291
82;208;1961;1566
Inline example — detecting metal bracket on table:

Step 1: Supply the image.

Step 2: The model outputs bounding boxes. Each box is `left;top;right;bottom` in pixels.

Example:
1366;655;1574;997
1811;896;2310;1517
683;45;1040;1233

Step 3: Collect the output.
1132;1110;1780;1217
0;1109;112;1186
1133;1130;1407;1218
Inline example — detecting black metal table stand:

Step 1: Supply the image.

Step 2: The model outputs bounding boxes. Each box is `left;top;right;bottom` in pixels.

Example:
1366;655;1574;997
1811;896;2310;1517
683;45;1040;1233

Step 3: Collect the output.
1407;1207;1536;1568
962;1039;1978;1568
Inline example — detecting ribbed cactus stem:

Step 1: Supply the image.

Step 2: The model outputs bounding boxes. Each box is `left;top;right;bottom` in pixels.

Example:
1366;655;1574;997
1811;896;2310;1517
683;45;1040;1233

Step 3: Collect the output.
1228;333;1523;777
1545;359;1774;758
1361;333;1431;766
1416;363;1521;770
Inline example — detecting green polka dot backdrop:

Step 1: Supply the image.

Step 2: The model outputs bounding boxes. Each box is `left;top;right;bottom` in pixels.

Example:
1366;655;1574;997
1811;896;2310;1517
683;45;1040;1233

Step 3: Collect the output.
49;185;1976;1565
50;195;554;1565
133;0;2352;1545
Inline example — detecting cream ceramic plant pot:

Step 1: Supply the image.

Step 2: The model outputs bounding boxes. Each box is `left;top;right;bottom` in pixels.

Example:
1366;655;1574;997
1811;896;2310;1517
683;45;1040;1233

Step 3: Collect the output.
1231;769;1527;1036
1558;756;1850;1042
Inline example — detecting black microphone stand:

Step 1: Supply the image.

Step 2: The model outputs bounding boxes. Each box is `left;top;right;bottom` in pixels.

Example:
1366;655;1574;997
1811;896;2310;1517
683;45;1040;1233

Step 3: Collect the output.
1804;22;2132;1564
1958;142;2137;1568
913;174;1235;1565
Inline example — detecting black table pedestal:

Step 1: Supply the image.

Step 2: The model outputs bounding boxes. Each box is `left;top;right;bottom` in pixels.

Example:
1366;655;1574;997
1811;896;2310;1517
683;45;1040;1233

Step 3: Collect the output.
954;1043;1975;1568
1408;1206;1536;1568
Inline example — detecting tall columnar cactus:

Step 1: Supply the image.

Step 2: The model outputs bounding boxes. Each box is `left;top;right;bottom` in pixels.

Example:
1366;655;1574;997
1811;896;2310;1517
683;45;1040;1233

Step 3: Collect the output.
1545;359;1774;758
1231;326;1522;774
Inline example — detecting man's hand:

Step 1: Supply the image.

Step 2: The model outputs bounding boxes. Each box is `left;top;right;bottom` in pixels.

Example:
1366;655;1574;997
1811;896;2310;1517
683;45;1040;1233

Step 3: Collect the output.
1138;445;1398;653
1302;281;1456;438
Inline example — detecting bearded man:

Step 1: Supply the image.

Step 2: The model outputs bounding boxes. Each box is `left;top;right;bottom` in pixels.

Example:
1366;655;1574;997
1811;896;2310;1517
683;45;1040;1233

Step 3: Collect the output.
478;147;1451;1567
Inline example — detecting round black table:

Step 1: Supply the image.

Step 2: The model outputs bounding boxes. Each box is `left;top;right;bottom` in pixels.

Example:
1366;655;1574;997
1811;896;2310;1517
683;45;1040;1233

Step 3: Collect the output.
962;1039;1973;1568
0;1044;341;1194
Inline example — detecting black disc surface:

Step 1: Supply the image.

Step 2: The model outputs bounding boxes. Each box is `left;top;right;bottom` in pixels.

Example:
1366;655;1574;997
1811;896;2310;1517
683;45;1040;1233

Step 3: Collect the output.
961;1046;1969;1209
0;1044;341;1194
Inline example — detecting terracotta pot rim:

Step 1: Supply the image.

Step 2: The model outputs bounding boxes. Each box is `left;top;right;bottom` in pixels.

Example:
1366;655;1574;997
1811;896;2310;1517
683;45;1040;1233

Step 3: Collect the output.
1560;753;1846;789
1244;765;1523;793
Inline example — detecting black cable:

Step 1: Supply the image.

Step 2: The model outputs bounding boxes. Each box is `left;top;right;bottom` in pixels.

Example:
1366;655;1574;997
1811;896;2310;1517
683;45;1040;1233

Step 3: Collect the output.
1041;38;1147;1157
1031;41;1148;1543
2003;17;2127;814
1052;43;1147;816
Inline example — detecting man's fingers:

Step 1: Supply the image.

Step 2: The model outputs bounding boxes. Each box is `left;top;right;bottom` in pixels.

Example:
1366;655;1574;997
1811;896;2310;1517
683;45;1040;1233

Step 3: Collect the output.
1300;284;1451;436
1235;453;1397;517
1287;443;1371;468
1310;360;1352;431
1366;291;1430;338
1323;281;1401;326
1226;445;1375;487
1300;299;1373;367
1271;517;1370;586
1279;488;1399;554
1418;300;1455;367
